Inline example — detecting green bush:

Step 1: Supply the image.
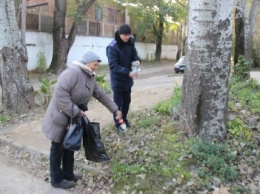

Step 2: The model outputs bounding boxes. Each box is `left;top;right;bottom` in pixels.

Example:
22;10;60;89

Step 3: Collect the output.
36;52;47;73
233;55;251;81
153;86;182;115
0;114;10;123
34;77;57;107
190;137;238;182
227;118;252;140
229;78;260;114
96;74;111;93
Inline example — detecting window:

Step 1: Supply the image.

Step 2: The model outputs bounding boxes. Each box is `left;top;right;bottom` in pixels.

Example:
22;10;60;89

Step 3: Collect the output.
95;7;102;21
108;9;118;23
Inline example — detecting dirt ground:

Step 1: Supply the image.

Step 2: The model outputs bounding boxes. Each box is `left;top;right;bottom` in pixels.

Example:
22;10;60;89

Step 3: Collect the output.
0;62;182;194
31;62;183;129
1;63;260;193
84;63;183;128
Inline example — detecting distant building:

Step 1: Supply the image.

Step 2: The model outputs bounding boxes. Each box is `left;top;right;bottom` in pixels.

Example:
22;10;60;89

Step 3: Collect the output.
24;0;127;37
21;0;177;43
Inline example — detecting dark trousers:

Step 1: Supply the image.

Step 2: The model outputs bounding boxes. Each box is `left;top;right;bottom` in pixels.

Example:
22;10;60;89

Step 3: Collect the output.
113;89;131;126
50;141;75;183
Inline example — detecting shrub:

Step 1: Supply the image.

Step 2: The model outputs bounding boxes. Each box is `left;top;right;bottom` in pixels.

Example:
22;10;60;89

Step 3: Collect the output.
153;86;182;116
190;137;238;182
96;74;111;93
229;78;260;114
34;77;57;107
227;118;252;140
233;55;251;81
36;52;47;74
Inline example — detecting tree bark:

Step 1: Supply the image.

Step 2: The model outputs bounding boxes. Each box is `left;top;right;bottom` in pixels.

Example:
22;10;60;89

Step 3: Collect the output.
154;18;164;61
234;0;246;65
180;0;233;141
182;22;187;56
0;0;35;114
244;0;260;61
234;0;259;64
21;0;27;46
48;0;96;74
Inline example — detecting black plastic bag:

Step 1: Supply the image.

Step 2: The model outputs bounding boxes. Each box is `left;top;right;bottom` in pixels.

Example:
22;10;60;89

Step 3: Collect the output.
82;116;110;162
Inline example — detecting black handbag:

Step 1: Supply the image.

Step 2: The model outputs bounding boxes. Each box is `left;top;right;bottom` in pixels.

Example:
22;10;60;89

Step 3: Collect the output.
63;104;83;151
82;116;110;162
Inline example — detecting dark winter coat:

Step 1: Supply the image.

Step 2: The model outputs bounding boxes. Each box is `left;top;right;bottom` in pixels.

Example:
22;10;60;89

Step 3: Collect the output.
42;62;118;143
106;31;140;91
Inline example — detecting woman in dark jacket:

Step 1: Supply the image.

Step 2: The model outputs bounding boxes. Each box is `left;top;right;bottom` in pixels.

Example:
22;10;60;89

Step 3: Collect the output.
106;24;141;132
42;51;122;189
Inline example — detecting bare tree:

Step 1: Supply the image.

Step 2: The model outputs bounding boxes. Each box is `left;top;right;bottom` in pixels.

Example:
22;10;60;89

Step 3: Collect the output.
48;0;96;74
0;0;35;114
180;0;234;140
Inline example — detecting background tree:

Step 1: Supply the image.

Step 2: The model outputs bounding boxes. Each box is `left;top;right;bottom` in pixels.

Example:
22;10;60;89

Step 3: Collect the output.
180;0;234;140
175;0;188;60
244;0;259;61
0;0;35;114
176;22;187;60
234;0;246;65
115;0;187;61
234;0;259;65
21;0;27;46
48;0;96;74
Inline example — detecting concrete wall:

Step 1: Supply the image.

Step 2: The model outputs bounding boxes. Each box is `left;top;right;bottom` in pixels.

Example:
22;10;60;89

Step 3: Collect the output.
25;31;177;71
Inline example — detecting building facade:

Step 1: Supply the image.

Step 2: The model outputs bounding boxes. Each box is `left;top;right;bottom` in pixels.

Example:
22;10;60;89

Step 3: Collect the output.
25;0;127;37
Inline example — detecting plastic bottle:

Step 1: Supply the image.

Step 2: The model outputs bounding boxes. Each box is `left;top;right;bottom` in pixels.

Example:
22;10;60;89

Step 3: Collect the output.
132;61;139;73
118;118;127;130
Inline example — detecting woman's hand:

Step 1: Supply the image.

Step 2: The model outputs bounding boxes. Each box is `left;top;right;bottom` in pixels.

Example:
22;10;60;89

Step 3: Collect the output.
77;110;88;117
115;110;122;119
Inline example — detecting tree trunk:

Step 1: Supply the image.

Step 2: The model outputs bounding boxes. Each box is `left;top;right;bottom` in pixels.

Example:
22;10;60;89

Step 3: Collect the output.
176;23;183;61
21;0;26;46
0;0;35;114
154;17;164;61
244;0;260;61
182;22;187;56
48;0;68;74
48;0;96;74
180;0;233;141
234;0;245;65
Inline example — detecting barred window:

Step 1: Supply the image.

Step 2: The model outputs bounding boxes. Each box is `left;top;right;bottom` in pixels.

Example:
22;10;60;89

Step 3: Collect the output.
108;9;118;23
95;7;102;21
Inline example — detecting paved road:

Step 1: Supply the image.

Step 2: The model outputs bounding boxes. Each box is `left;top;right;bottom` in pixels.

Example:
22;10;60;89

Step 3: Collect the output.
0;154;71;194
250;71;260;83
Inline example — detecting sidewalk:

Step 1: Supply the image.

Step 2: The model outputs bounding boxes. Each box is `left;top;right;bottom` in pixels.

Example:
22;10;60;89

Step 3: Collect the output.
0;101;118;157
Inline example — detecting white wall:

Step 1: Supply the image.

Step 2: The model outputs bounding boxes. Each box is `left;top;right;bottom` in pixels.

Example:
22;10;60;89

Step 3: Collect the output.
25;31;177;71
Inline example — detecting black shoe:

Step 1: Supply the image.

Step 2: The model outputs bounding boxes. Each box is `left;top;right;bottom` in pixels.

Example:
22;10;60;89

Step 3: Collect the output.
51;179;74;189
65;174;83;183
73;174;83;182
117;125;126;133
125;121;131;128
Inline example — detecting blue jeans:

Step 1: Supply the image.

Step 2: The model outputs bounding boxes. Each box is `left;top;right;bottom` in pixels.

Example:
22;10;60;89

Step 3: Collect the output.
50;141;75;183
113;89;131;126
